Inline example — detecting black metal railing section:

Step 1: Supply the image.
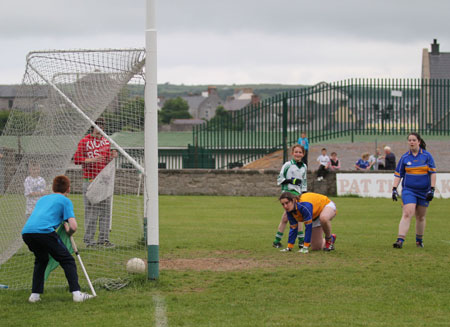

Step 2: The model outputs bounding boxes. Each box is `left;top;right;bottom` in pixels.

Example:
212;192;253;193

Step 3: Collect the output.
186;79;450;169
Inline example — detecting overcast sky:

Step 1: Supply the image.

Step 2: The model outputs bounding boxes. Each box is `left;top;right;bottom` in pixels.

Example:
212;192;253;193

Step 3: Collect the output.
1;0;449;85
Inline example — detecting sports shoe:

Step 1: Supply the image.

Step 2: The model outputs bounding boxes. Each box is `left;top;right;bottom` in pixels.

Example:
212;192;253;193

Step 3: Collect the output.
28;294;41;303
393;240;403;248
298;247;309;254
280;247;292;252
272;241;283;248
416;241;424;248
73;292;94;302
324;234;336;251
85;241;97;248
298;241;304;249
99;240;115;248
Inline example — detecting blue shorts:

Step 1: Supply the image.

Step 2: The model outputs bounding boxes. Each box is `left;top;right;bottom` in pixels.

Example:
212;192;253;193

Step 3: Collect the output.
401;188;429;207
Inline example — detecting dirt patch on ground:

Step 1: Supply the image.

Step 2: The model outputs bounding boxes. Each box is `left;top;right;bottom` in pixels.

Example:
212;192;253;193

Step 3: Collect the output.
160;257;267;271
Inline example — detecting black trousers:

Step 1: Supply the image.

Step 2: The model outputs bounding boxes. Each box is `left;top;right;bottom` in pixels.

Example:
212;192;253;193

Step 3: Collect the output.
22;232;80;294
317;165;329;178
302;150;308;166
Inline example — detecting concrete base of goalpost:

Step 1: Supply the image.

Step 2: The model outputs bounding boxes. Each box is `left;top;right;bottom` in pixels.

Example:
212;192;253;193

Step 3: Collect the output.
147;245;159;279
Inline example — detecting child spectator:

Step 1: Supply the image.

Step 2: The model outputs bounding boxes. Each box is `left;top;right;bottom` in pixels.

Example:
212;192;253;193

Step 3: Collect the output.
316;148;330;181
330;152;341;171
24;162;47;218
297;132;309;165
355;152;372;171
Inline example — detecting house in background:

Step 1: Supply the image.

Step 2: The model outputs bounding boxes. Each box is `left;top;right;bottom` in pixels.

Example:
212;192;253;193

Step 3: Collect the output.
223;88;260;112
421;39;450;130
422;39;450;79
182;86;222;120
0;85;18;110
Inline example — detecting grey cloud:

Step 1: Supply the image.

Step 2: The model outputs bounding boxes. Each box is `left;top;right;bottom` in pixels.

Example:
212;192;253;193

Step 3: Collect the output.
157;0;450;43
2;0;450;43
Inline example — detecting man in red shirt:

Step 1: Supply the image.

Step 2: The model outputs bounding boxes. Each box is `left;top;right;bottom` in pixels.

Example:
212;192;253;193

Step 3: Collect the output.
74;118;117;247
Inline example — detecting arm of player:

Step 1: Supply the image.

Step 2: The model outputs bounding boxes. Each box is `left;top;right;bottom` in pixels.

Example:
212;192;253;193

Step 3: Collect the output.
277;162;290;186
64;218;77;236
286;213;298;249
298;202;313;248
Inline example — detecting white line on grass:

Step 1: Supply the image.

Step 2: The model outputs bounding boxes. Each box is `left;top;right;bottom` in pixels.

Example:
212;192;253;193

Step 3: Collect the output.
441;240;450;244
153;294;168;327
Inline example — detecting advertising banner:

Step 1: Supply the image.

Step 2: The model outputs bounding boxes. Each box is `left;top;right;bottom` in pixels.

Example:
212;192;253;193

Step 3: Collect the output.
336;173;450;198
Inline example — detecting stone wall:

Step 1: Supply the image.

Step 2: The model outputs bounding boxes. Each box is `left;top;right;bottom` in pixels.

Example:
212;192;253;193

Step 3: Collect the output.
65;168;406;197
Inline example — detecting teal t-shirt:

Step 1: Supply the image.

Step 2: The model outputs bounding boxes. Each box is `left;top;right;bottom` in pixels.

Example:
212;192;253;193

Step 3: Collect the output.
22;193;75;234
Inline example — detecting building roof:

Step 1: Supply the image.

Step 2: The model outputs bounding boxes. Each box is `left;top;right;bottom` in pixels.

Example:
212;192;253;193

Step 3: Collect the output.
429;53;450;79
0;85;18;98
172;119;205;125
223;98;251;111
182;95;206;113
0;84;48;99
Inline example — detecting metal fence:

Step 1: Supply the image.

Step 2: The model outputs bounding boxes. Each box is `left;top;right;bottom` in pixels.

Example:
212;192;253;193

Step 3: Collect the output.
188;78;450;169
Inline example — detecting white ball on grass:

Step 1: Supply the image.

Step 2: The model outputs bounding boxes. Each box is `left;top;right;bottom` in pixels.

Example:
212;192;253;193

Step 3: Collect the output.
126;257;146;274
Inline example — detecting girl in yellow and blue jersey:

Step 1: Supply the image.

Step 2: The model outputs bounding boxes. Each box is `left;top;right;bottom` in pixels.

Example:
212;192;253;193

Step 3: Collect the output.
392;132;436;249
273;145;307;251
279;191;337;253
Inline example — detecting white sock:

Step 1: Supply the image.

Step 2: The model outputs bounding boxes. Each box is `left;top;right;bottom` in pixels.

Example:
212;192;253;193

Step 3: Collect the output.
30;293;40;299
72;291;81;296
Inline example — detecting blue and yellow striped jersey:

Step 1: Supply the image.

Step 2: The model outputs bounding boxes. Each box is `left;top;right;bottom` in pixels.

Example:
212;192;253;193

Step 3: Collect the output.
394;149;436;191
286;192;331;247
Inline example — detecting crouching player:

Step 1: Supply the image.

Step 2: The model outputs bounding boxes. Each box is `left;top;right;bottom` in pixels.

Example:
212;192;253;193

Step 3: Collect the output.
22;175;94;303
273;144;307;251
279;191;337;253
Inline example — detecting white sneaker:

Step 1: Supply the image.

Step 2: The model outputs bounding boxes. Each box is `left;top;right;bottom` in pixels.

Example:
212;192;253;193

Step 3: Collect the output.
28;293;41;303
280;247;292;252
73;292;94;302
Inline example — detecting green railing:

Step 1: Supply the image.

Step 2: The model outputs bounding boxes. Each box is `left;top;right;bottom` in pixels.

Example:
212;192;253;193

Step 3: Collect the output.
190;79;450;169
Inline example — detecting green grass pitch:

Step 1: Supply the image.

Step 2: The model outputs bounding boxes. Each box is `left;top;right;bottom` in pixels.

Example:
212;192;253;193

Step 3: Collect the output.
1;195;450;326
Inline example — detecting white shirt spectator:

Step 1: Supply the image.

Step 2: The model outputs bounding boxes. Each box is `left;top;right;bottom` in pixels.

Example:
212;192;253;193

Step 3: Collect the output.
317;154;330;167
24;176;46;216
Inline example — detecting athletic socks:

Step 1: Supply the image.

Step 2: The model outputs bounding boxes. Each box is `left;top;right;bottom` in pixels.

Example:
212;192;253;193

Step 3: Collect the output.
297;231;304;244
416;234;423;243
274;232;283;244
396;237;405;244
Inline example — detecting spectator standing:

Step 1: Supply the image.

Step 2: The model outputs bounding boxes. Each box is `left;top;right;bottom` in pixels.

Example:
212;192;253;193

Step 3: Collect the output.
74;117;118;248
329;152;341;171
297;132;309;165
316;148;330;181
369;148;384;170
384;146;396;170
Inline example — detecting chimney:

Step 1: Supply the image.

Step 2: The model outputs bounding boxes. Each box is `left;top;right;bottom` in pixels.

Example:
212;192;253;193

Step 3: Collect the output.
251;94;260;105
431;39;440;55
207;86;217;95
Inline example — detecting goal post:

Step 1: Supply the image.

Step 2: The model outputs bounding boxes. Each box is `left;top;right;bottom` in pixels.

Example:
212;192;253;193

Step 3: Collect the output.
145;0;159;280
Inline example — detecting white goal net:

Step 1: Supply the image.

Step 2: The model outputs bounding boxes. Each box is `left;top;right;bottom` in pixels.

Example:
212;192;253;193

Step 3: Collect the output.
0;49;147;290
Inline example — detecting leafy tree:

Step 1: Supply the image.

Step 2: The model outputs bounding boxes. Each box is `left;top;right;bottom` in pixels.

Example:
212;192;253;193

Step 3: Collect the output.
0;110;10;135
159;97;191;124
208;106;244;131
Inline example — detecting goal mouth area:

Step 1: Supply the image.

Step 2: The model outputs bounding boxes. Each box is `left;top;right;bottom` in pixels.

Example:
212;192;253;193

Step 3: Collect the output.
0;48;147;290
